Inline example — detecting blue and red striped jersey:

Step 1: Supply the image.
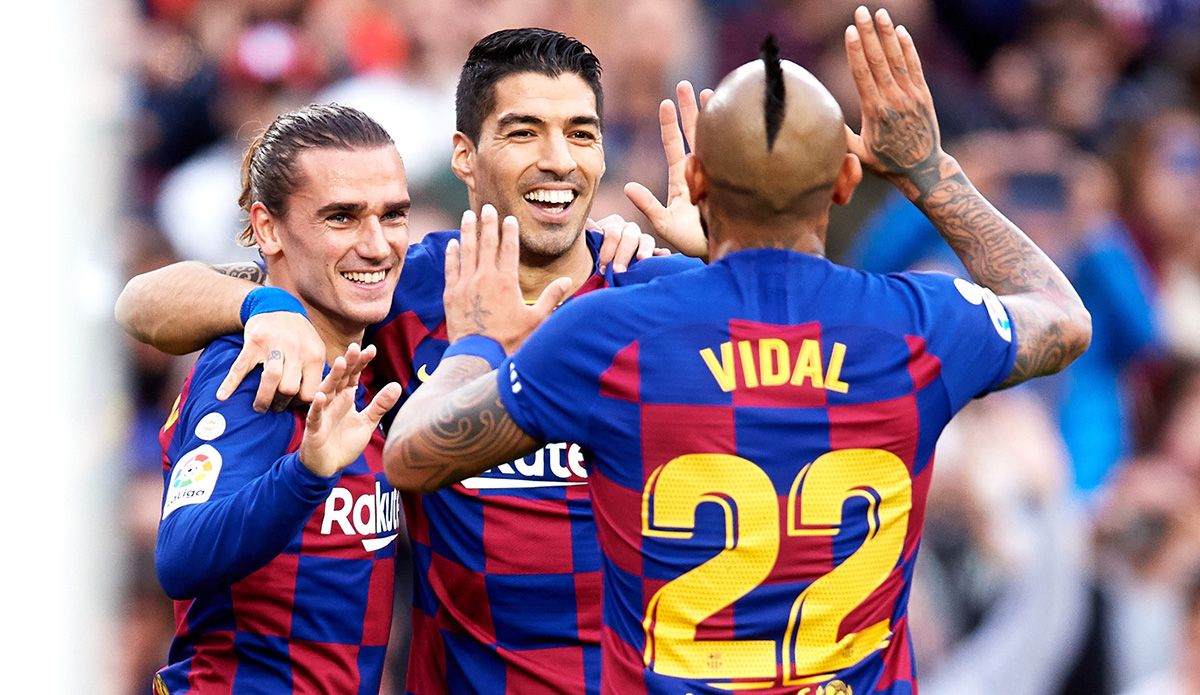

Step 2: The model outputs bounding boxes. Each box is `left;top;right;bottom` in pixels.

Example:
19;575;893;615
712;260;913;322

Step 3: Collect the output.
497;249;1019;695
363;230;701;694
155;334;401;694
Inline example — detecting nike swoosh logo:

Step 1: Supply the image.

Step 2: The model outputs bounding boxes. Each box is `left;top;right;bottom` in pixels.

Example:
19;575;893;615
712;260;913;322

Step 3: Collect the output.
460;477;587;490
416;364;431;382
362;534;398;552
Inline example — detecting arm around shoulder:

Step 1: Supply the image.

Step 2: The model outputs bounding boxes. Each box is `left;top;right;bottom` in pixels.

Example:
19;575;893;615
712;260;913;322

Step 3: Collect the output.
115;260;263;354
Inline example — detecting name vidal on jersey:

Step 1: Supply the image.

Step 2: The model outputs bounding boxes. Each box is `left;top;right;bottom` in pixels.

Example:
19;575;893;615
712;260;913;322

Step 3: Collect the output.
700;337;850;393
461;442;587;489
321;482;401;551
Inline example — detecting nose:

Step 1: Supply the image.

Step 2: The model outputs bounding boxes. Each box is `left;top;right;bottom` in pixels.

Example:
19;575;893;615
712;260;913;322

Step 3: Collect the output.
357;216;394;261
538;132;578;178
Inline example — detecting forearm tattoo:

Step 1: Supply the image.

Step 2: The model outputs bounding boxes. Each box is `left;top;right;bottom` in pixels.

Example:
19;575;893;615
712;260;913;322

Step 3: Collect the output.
911;164;1088;385
213;262;266;285
390;357;536;491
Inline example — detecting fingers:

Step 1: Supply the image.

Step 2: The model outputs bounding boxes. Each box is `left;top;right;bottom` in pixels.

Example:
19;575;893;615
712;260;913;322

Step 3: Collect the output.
611;221;641;273
529;276;573;319
477;204;499;269
895;24;927;92
844;124;868;161
845;15;881;109
698;88;713;109
217;345;258;401
255;349;284;413
624;181;667;228
595;217;619;271
854;6;899;93
498;214;520;272
652;247;672;257
874;9;910;91
657;99;687;168
635;231;656;261
305;391;328;434
459;208;478;275
675;81;700;148
298;358;324;404
363;382;403;426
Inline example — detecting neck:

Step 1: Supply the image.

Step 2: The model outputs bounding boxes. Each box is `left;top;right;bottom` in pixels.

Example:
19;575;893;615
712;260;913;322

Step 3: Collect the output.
306;310;367;366
518;236;594;301
705;211;827;262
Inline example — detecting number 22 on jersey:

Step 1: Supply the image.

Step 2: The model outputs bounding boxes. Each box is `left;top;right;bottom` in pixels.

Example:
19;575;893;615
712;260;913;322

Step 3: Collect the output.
641;449;912;688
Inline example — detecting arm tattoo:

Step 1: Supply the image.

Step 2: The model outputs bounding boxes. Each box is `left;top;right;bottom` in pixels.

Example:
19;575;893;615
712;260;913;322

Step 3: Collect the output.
389;356;538;491
213;262;266;285
911;161;1089;386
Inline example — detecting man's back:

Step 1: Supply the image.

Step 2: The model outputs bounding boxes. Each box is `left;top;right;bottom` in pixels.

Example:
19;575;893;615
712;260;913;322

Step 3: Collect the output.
498;248;1018;694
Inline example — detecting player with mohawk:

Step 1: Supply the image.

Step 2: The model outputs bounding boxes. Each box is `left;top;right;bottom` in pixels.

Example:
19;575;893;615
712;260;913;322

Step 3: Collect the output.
386;7;1091;694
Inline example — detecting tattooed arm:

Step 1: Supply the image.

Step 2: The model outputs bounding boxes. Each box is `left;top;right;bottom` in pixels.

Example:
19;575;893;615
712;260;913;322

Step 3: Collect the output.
845;7;1090;386
115;259;325;411
115;261;264;354
384;206;572;491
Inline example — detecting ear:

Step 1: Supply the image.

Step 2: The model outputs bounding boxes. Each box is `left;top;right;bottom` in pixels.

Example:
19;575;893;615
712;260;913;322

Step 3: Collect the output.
451;132;477;191
685;154;707;206
250;202;283;256
832;153;863;206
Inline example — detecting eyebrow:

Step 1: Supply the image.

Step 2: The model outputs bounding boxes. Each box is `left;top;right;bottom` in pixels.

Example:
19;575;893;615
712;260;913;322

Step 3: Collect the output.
496;113;601;130
314;199;411;217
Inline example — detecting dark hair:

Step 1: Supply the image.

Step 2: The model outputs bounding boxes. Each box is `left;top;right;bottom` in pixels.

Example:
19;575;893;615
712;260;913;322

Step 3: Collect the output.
760;34;786;151
238;103;394;247
455;27;603;143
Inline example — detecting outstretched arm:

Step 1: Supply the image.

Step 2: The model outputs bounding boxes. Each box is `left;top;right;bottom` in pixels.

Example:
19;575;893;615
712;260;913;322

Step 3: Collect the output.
845;6;1090;386
115;260;325;411
384;206;570;492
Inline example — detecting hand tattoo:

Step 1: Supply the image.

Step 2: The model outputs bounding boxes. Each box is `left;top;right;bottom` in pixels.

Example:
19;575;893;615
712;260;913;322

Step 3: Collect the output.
466;296;491;334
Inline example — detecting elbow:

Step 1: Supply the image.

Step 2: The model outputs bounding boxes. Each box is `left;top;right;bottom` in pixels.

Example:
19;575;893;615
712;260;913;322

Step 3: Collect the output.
155;552;199;601
1062;302;1093;366
114;274;151;342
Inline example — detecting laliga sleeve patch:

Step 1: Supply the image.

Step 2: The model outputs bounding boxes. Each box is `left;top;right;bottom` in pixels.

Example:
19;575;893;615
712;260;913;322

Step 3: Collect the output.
194;412;227;441
163;444;223;519
954;277;1012;342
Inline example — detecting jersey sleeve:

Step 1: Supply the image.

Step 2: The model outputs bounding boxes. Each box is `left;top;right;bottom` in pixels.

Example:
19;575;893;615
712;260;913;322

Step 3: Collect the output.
614;253;703;286
156;340;339;600
496;294;613;445
900;272;1020;410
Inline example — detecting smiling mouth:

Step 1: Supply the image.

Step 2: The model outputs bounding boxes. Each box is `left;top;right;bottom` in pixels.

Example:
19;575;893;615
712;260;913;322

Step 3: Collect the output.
341;270;386;285
524;188;576;215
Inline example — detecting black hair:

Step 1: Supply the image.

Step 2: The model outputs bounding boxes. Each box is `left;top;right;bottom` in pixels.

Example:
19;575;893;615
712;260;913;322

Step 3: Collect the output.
238;103;393;247
455;27;604;143
761;34;786;151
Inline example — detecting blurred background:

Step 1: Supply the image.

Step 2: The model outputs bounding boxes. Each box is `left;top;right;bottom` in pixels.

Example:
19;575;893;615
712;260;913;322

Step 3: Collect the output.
88;0;1200;692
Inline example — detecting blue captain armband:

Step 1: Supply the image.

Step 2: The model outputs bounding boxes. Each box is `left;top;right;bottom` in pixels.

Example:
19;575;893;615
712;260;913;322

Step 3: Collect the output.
239;287;309;326
442;335;507;369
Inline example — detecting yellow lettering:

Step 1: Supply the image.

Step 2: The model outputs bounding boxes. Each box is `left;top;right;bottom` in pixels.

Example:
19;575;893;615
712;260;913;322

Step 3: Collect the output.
738;340;759;388
700;343;737;392
789;339;825;389
759;339;790;387
825;342;849;393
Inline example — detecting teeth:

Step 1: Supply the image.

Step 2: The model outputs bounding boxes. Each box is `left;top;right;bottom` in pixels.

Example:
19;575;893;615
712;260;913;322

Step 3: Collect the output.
342;271;385;284
524;189;575;205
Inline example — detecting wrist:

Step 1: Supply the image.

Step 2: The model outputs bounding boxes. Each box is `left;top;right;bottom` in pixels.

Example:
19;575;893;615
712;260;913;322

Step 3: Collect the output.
240;287;309;327
896;152;962;202
442;334;507;369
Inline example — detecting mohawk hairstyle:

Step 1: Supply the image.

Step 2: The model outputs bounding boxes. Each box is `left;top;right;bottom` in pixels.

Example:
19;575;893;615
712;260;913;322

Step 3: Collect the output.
760;34;785;151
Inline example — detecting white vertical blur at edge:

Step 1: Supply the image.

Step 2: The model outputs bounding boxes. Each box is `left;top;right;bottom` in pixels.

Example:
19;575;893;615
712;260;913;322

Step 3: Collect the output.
0;0;127;692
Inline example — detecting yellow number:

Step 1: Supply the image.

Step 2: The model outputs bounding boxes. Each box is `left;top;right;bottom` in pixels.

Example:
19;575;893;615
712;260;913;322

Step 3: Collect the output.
640;449;912;688
783;449;911;683
642;454;779;681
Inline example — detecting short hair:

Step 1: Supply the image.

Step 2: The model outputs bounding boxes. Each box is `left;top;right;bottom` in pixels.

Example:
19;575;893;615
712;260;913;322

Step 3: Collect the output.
455;27;603;143
237;103;394;247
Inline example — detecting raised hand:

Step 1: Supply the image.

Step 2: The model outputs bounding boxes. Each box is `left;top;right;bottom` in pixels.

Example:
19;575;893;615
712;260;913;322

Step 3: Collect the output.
624;81;712;259
217;311;326;413
298;343;401;477
591;214;669;274
844;6;948;199
444;205;573;353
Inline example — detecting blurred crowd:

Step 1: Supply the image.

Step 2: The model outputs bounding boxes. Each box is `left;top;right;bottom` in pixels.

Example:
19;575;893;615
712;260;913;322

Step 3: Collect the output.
113;0;1200;693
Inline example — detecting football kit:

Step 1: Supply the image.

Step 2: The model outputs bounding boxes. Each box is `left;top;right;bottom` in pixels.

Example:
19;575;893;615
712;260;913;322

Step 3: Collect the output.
364;230;700;694
155;335;400;694
497;249;1019;694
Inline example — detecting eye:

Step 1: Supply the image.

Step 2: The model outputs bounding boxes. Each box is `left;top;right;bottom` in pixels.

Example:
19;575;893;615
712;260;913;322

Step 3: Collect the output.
382;209;409;223
570;130;598;142
507;129;536;139
327;213;351;225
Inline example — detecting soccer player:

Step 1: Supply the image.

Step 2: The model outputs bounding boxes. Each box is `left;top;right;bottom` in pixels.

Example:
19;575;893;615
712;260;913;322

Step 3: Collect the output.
152;103;410;692
117;28;700;694
383;8;1092;695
